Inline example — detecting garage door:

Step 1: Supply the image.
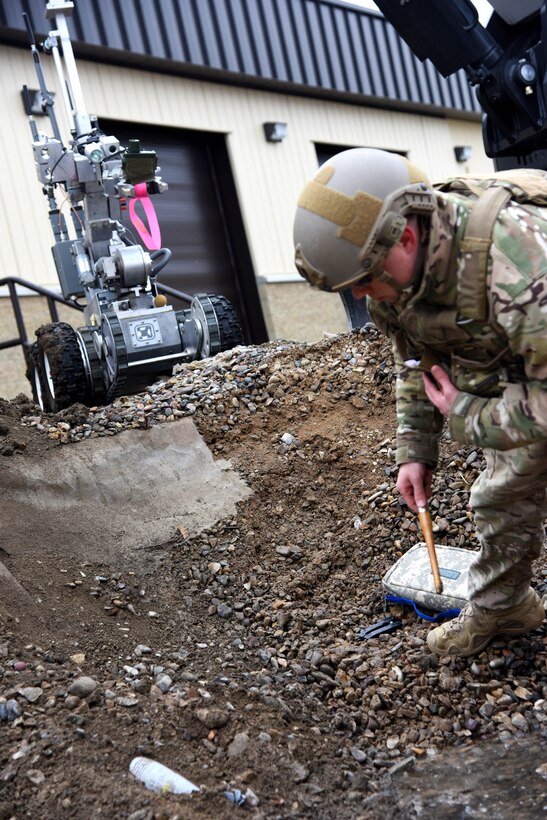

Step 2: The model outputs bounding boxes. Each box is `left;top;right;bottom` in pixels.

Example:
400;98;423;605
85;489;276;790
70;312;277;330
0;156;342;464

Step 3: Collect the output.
101;120;267;344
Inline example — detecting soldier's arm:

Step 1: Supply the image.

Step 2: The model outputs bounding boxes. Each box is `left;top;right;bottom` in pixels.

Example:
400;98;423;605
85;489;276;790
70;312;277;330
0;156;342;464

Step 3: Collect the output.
395;349;445;466
449;372;547;450
368;303;444;465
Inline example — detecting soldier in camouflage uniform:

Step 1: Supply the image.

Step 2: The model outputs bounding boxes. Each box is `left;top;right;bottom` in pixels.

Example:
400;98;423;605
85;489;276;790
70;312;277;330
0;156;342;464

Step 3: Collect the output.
293;147;546;657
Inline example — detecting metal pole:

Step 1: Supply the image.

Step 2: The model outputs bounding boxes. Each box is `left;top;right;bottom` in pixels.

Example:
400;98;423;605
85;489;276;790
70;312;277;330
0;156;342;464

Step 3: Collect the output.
46;1;92;137
23;13;62;142
7;280;28;348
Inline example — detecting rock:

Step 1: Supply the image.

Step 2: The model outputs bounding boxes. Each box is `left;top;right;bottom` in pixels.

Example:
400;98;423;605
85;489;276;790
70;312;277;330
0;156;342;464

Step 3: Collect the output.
290;762;310;783
439;671;462;693
195;707;230;729
70;653;86;664
514;686;534;701
116;697;140;708
18;687;42;703
128;811;152;820
0;699;21;721
217;602;233;619
134;645;152;656
280;433;295;446
155;674;173;693
27;769;45;785
67;676;98;698
350;746;367;763
511;712;529;732
132;679;150;694
388;756;415;776
479;702;494;719
227;732;250;757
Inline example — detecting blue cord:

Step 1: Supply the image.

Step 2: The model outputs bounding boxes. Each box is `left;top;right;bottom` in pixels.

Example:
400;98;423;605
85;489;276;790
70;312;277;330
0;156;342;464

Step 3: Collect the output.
385;595;461;622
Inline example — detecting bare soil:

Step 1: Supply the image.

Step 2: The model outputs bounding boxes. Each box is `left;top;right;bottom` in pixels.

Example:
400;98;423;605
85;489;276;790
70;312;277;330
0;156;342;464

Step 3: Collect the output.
0;330;546;820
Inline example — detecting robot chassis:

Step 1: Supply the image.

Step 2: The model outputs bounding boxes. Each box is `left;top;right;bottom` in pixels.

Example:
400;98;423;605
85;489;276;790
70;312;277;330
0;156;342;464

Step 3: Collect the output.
24;0;244;412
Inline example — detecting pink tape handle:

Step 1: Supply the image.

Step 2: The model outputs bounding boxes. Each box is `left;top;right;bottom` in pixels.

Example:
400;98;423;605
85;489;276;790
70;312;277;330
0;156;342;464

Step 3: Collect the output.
128;182;161;250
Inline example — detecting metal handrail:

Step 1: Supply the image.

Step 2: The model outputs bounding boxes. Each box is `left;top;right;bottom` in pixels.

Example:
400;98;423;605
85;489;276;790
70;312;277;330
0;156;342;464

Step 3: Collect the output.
0;276;84;354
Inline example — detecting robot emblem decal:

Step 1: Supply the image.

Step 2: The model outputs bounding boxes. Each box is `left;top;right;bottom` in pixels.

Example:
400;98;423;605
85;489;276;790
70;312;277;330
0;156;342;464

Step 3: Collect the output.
129;317;162;347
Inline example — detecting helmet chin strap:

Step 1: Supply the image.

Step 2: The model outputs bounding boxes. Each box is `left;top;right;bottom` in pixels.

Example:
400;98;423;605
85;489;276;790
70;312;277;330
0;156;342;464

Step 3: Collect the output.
367;218;427;295
372;267;408;293
406;239;427;290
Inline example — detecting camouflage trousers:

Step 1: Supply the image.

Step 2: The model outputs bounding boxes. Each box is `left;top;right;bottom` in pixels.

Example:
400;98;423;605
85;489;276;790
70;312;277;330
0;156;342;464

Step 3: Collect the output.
468;440;547;609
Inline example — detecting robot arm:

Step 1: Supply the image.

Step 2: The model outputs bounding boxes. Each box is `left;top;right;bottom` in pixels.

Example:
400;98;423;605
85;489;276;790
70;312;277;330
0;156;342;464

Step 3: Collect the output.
23;0;244;412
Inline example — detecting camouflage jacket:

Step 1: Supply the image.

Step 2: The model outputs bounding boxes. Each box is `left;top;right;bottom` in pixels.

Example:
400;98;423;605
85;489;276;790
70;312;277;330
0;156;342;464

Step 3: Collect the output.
369;191;547;466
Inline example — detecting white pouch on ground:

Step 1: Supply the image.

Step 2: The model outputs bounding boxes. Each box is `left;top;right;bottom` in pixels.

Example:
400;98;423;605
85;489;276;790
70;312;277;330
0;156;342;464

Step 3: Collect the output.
382;543;475;611
129;756;200;795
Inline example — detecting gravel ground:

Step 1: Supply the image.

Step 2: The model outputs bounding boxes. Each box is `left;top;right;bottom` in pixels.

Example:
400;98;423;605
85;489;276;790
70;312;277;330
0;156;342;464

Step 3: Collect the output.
1;326;546;819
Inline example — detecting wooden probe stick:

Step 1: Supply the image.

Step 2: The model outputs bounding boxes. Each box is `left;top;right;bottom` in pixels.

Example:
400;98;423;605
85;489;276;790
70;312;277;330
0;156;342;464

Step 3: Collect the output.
417;506;443;594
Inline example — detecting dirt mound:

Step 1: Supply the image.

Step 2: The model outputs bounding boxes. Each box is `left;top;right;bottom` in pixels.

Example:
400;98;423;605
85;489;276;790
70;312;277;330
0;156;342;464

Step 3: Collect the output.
0;328;546;819
0;395;43;457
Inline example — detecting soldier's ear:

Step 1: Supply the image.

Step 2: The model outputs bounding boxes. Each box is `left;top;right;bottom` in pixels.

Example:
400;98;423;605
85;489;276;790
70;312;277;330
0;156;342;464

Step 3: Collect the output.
399;219;420;254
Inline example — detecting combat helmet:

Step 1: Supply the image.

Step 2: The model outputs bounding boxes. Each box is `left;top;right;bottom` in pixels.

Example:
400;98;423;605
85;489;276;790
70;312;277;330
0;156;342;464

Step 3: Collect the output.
293;148;436;292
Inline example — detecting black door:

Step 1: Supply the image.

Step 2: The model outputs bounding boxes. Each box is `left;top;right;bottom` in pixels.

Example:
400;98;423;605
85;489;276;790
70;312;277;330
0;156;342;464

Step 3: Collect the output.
101;119;267;344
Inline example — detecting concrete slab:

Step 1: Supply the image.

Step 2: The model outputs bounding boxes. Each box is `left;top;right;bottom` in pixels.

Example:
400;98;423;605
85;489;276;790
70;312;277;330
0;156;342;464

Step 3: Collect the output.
0;419;251;563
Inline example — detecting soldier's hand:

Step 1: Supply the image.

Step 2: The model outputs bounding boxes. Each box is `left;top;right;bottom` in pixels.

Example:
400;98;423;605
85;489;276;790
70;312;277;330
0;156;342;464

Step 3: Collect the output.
422;365;458;417
397;462;433;512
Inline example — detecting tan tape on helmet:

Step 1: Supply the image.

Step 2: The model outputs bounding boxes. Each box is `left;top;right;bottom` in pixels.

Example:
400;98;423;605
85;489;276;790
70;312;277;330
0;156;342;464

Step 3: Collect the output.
295;152;434;292
297;167;383;247
297;157;429;250
402;157;431;187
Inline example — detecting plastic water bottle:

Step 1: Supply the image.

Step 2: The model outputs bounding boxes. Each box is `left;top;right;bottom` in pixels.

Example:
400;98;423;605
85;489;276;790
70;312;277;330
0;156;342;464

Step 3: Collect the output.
129;756;200;795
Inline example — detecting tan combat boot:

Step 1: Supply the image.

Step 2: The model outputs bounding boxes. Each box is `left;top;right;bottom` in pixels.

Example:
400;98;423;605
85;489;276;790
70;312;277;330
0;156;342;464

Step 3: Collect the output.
427;588;545;657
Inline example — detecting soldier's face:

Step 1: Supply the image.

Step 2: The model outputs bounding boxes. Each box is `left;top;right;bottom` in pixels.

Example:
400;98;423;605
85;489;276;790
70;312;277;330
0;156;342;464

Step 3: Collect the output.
351;221;420;304
351;275;400;303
